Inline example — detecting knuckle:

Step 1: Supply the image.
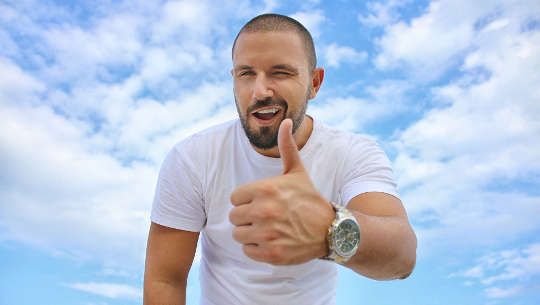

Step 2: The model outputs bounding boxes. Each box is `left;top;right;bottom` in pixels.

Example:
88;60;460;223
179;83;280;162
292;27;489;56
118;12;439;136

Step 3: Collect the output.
259;206;274;219
259;181;279;196
261;229;279;242
255;205;279;220
242;245;255;259
264;246;283;263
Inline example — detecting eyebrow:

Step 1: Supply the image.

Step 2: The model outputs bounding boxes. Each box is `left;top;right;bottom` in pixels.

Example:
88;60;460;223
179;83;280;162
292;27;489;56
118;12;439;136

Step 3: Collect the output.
233;65;253;72
233;64;299;74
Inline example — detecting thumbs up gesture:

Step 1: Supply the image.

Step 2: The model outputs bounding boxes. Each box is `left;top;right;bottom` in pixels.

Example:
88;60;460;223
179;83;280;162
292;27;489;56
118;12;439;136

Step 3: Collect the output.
229;119;336;265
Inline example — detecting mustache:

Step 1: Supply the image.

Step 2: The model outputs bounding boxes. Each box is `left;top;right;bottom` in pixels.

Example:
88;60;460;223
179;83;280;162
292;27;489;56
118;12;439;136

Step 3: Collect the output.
246;97;288;114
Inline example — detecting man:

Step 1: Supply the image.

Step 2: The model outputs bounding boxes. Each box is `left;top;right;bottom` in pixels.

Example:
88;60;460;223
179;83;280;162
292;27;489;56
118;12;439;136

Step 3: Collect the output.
144;13;417;305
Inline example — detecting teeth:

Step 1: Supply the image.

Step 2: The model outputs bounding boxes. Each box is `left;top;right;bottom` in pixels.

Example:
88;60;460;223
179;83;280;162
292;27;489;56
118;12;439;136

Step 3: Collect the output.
256;108;279;114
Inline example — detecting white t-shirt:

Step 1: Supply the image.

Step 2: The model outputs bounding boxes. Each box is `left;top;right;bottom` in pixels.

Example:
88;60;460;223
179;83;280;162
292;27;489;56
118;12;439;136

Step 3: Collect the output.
151;118;399;305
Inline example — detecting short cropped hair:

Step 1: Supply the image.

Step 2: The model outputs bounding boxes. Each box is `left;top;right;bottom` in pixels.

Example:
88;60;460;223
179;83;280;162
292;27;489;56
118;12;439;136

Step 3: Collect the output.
232;13;317;71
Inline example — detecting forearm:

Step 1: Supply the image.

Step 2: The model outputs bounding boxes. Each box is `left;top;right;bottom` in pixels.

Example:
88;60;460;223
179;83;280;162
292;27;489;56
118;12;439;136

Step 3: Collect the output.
343;211;417;280
143;278;186;305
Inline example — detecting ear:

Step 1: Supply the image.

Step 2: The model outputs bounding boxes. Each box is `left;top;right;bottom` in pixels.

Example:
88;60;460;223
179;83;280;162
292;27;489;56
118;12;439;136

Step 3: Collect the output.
308;67;324;100
230;68;234;76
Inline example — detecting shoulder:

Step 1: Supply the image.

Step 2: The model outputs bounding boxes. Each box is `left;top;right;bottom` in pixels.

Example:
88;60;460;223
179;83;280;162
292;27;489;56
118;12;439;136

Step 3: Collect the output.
314;122;399;201
160;119;239;182
315;120;379;153
314;120;392;173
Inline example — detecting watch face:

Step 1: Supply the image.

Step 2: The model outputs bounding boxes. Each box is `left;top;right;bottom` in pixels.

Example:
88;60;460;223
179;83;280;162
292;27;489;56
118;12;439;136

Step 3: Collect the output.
334;219;360;256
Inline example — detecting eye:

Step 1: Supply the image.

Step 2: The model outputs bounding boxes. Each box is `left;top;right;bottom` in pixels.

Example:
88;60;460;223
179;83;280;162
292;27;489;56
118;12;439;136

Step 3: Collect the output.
239;71;255;77
273;71;291;76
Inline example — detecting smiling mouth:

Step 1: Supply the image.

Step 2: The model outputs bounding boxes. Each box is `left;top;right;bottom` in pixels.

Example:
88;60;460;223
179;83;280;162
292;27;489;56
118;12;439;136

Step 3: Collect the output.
251;107;282;121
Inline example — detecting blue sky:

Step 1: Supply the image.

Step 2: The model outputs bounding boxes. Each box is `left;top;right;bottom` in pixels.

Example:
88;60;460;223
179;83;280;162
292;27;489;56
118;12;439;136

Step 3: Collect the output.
1;0;539;304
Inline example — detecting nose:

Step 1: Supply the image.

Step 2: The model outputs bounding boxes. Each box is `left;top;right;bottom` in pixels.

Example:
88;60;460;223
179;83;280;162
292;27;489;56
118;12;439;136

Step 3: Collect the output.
252;74;274;101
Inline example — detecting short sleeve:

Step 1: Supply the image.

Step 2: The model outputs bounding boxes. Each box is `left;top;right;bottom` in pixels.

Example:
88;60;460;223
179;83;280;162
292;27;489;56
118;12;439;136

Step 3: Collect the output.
340;135;400;206
150;138;206;232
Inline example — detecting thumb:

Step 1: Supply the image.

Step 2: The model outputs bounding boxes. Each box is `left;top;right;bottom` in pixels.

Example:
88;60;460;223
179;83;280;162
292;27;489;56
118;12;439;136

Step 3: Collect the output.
278;118;305;174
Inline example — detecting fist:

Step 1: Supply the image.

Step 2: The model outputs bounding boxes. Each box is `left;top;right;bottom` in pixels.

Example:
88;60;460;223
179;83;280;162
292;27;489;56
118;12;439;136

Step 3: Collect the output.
229;119;335;265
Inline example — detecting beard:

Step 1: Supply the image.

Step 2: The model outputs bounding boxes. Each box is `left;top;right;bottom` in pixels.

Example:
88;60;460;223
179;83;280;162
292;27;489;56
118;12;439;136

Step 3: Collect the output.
235;93;309;150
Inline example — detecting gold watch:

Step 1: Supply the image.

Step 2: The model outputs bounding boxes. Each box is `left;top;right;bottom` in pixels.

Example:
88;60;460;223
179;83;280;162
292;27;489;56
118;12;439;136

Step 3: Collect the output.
323;204;361;263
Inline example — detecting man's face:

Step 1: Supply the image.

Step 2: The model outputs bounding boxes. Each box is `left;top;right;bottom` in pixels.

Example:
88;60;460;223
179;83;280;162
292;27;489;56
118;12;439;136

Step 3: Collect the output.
232;31;313;150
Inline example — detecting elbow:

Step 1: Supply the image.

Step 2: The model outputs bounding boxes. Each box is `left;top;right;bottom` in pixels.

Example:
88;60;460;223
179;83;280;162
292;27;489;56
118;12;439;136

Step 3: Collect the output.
371;249;417;281
397;229;417;280
381;250;415;281
397;253;416;279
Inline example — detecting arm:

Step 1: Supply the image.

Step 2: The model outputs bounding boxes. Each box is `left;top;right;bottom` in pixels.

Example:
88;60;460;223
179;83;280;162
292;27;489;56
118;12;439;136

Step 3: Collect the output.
229;119;416;279
144;222;199;305
342;192;417;280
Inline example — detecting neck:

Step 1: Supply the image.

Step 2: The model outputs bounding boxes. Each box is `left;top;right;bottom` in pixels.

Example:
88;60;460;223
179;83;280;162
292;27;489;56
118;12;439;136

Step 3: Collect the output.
253;115;313;158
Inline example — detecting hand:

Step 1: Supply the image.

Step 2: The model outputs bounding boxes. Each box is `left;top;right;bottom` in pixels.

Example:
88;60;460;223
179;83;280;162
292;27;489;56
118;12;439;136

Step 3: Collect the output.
229;118;335;265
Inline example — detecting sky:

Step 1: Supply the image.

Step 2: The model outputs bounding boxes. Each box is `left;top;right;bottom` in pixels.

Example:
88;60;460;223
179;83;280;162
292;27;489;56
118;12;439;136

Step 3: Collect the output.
1;0;539;304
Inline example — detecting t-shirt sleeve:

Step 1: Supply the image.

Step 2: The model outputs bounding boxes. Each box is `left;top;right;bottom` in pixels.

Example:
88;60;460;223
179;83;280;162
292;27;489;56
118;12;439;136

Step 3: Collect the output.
340;135;400;206
150;138;206;232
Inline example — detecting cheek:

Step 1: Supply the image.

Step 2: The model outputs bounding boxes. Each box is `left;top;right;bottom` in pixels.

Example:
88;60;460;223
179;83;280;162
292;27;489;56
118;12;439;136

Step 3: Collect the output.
233;84;249;107
234;80;253;97
285;85;310;106
281;76;310;99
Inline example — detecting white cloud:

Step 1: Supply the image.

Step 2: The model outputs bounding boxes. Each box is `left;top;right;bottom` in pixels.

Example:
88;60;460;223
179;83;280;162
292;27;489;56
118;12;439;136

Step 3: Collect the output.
151;0;214;44
138;44;215;87
463;266;484;278
0;77;236;268
453;243;540;298
374;1;473;78
0;57;45;103
40;13;143;84
262;0;279;12
371;0;540;80
0;103;154;266
323;43;367;68
101;268;132;278
483;19;510;33
309;79;413;135
113;81;233;162
484;286;523;299
290;10;326;38
388;0;540;256
480;244;540;285
66;282;141;300
358;0;410;27
0;0;241;273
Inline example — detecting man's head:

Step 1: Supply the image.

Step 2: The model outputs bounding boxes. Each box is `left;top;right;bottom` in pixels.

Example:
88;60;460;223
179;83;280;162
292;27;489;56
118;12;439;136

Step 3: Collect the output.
231;14;323;152
232;14;317;72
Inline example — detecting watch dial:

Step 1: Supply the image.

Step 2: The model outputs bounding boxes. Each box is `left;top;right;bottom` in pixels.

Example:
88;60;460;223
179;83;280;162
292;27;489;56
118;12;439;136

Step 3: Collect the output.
334;219;360;256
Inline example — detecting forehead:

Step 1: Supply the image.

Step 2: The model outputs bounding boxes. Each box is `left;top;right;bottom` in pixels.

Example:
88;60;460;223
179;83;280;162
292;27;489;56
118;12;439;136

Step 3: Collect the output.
233;31;308;69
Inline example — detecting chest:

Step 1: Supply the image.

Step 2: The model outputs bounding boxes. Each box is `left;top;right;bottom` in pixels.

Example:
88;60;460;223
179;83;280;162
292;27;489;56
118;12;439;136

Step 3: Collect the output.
202;155;343;240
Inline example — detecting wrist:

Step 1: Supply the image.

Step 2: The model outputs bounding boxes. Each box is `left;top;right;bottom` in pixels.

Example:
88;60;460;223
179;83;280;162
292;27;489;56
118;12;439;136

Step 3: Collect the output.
318;201;336;259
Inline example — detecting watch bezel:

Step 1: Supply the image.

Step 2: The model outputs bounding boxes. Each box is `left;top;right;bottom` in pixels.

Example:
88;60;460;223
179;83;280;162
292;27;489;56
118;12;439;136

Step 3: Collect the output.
332;218;360;257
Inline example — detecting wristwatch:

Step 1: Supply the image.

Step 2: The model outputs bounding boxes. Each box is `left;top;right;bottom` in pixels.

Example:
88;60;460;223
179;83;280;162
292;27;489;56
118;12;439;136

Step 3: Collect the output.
323;203;361;264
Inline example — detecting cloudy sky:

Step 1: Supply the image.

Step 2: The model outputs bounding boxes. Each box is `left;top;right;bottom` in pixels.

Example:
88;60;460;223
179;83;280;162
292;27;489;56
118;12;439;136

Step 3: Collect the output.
1;0;539;304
